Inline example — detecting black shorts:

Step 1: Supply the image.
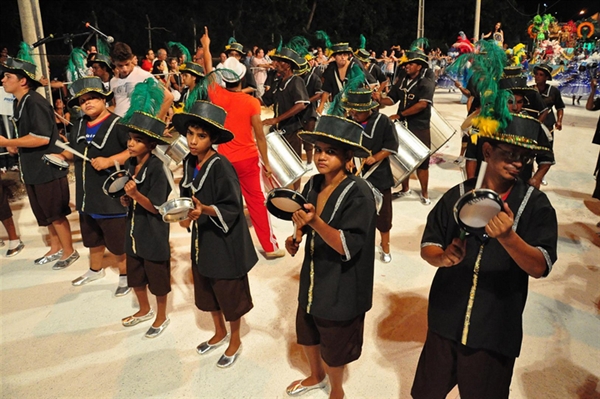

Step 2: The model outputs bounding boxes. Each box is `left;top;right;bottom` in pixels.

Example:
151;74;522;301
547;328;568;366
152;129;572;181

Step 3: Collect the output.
80;213;126;255
411;128;431;170
295;305;365;368
376;188;392;232
192;264;253;322
126;254;171;296
25;177;71;226
411;330;515;399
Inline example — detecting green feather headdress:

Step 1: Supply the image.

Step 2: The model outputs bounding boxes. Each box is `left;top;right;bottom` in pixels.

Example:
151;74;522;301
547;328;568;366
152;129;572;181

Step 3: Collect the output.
16;42;35;64
316;30;332;50
449;40;512;136
359;34;366;50
327;63;366;116
168;41;192;63
121;77;165;124
277;35;283;53
66;48;88;81
285;36;310;57
183;71;223;112
97;37;111;57
410;37;429;51
228;37;237;45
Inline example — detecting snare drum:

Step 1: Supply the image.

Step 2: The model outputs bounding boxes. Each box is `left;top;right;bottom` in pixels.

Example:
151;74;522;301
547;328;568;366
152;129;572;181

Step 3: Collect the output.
42;154;69;170
264;131;307;189
453;188;503;235
158;197;194;223
266;188;308;221
389;121;431;187
102;170;132;198
430;107;457;154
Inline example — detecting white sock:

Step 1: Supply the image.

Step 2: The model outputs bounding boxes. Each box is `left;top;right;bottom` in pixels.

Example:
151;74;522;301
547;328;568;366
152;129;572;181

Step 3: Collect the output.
84;268;102;277
8;240;21;250
118;275;128;287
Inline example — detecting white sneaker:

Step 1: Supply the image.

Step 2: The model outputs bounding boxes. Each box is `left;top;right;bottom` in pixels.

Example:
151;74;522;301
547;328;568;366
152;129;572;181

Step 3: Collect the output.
393;189;412;199
379;246;392;263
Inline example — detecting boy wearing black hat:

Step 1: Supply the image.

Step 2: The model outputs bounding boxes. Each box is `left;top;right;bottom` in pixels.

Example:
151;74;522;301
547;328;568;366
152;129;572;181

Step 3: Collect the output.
532;64;565;134
286;115;377;399
413;116;558;399
118;111;172;338
0;54;79;269
65;77;131;296
174;101;258;368
343;89;398;263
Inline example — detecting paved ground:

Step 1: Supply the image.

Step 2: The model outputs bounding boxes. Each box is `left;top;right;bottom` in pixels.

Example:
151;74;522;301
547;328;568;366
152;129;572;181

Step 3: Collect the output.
1;90;599;398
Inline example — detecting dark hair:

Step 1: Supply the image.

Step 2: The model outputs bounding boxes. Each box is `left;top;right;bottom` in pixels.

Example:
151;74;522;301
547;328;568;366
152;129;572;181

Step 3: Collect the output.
254;47;263;56
186;121;218;142
225;80;242;89
111;42;134;62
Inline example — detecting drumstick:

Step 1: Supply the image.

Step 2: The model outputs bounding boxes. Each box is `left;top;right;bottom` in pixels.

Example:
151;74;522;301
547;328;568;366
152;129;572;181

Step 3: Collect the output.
54;140;91;161
114;160;120;172
162;163;177;193
475;161;487;190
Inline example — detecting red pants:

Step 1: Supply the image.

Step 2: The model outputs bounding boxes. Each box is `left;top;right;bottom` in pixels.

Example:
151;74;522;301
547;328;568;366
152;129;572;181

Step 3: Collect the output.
231;156;279;253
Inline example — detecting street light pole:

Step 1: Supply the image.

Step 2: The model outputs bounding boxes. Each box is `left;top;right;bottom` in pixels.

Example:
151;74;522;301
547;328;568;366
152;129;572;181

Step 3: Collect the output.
474;0;481;41
417;0;425;39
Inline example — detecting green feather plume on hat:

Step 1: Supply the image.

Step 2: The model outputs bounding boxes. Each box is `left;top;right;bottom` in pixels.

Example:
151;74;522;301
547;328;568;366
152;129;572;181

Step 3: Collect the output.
168;41;192;63
285;36;310;57
410;37;429;51
228;37;237;45
327;63;366;116
359;34;366;50
449;40;511;136
121;77;165;124
183;71;216;112
66;48;88;81
277;35;283;53
16;42;36;64
316;31;332;50
97;37;111;57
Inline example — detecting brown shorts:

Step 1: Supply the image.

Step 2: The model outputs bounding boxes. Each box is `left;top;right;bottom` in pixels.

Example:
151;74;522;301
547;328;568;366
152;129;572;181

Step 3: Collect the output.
376;188;392;232
411;128;431;170
126;254;171;296
411;330;515;399
283;130;302;158
192;264;253;321
295;305;365;367
0;184;12;221
80;213;126;255
25;177;71;226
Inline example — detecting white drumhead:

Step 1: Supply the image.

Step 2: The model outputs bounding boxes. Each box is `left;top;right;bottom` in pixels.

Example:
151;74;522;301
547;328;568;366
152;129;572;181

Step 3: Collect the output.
270;197;303;213
44;154;68;168
108;176;129;193
458;198;502;229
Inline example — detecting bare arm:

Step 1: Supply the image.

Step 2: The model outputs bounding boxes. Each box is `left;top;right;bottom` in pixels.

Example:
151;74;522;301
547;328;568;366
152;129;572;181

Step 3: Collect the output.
0;134;49;148
316;92;329;114
586;79;597;110
263;102;307;126
400;101;428;117
421;238;466;267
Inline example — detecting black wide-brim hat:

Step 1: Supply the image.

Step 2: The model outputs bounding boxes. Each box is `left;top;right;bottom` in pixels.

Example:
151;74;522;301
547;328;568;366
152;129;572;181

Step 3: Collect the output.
172;101;234;145
179;62;205;78
354;48;370;63
68;76;114;109
533;64;553;80
271;47;304;70
119;111;169;144
402;51;429;67
86;53;113;70
298;115;371;158
330;43;353;56
224;42;244;55
499;74;536;95
0;57;42;88
342;90;379;112
478;113;551;154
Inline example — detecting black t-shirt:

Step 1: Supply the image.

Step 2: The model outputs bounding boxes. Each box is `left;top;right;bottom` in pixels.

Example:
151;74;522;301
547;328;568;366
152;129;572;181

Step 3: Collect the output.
387;72;435;131
299;67;323;125
321;58;370;98
421;178;557;357
359;112;399;191
12;90;67;185
69;113;129;215
124;155;171;261
367;63;388;84
263;75;309;132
